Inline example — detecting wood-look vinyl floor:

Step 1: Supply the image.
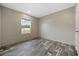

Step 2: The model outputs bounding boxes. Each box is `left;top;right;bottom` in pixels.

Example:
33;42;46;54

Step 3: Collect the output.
0;39;78;56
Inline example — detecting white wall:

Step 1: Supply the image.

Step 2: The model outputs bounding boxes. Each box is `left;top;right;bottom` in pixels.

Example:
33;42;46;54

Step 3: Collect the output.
1;6;39;46
39;7;75;45
75;4;79;55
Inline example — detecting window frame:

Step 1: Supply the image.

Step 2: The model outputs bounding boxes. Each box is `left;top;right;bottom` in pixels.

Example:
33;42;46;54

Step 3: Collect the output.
21;18;32;34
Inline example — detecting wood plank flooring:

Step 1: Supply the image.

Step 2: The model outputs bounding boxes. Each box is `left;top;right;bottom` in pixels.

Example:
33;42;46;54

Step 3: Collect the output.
0;38;78;56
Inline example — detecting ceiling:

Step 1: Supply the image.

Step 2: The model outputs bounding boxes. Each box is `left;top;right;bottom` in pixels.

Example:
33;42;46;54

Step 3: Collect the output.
0;3;75;18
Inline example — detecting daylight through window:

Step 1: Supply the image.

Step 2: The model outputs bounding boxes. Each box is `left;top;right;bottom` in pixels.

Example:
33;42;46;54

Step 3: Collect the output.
21;18;31;34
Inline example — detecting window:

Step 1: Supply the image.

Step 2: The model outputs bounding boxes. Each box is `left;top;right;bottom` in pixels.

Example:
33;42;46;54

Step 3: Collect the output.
21;18;31;34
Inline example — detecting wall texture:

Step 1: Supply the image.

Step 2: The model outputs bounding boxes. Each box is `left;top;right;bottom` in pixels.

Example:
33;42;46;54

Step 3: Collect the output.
75;4;79;55
39;7;75;45
1;7;39;46
0;7;1;47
